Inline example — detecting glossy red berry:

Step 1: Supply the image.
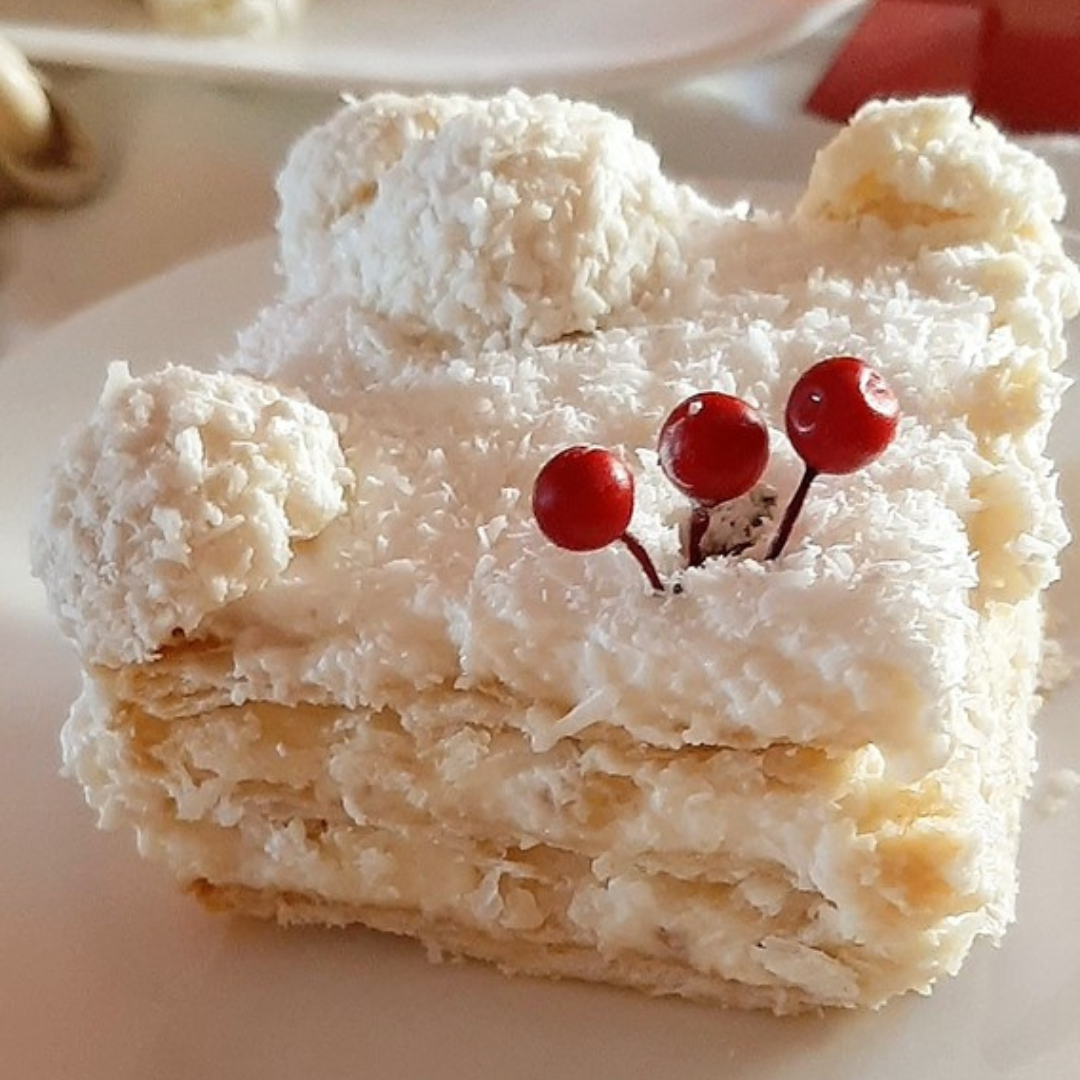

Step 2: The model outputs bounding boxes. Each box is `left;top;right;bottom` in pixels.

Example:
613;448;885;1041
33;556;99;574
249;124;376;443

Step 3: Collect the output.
785;357;900;475
533;446;665;591
767;357;900;561
658;392;770;506
532;445;634;552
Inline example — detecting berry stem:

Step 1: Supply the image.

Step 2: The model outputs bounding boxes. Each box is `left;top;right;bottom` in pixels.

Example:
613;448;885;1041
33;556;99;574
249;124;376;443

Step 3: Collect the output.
687;505;710;567
765;465;818;561
620;531;665;592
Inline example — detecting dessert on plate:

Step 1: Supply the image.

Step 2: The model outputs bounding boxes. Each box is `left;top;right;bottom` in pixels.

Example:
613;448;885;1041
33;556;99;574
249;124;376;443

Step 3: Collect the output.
32;90;1078;1013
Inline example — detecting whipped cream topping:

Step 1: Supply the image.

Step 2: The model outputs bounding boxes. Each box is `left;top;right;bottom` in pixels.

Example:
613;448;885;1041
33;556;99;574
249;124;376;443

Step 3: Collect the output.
32;362;351;667
798;96;1068;250
33;94;1078;763
276;89;717;348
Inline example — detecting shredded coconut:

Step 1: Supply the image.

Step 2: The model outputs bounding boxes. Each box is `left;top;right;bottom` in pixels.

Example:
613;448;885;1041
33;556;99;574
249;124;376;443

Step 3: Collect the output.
798;96;1071;253
35;92;1080;1013
31;362;352;667
33;94;1079;762
276;89;715;348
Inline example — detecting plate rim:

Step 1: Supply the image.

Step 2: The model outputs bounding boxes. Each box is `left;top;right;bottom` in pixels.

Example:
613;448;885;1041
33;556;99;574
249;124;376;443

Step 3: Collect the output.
0;0;862;93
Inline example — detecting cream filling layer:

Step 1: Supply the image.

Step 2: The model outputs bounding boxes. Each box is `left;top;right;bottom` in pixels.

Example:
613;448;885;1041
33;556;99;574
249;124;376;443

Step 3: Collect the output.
60;595;1041;1008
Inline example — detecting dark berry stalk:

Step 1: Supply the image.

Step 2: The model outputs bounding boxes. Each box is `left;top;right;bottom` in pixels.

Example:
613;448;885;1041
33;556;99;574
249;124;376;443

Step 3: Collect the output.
621;532;665;592
767;357;900;561
532;445;665;593
765;465;817;561
687;505;710;567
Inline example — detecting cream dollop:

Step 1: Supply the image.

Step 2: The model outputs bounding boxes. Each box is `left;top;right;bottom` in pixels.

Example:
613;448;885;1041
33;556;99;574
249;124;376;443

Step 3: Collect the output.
276;89;706;348
31;362;352;667
797;96;1068;248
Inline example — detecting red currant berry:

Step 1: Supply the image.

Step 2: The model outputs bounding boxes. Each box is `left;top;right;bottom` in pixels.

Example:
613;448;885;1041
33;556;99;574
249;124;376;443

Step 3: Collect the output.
657;392;770;506
532;446;634;552
533;446;665;591
767;357;900;561
785;357;900;475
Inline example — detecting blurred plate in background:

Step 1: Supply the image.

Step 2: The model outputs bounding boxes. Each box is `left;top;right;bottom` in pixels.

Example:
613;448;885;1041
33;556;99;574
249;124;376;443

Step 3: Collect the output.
0;0;862;92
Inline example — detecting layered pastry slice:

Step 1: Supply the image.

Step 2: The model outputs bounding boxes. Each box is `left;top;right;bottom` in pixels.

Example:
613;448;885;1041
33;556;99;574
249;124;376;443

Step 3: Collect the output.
32;92;1078;1013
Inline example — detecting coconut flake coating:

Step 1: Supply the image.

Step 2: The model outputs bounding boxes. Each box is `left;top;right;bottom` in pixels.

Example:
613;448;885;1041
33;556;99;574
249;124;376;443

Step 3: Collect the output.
798;96;1067;247
32;363;352;668
31;91;1080;1013
276;89;714;348
32;94;1079;756
276;92;476;302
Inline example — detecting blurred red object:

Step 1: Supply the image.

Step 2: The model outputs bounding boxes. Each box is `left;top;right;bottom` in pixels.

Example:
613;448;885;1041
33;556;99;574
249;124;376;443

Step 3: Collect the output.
807;0;1080;132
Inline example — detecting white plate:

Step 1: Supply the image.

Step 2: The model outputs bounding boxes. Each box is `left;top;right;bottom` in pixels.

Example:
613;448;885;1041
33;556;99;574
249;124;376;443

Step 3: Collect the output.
2;228;1079;1080
0;0;861;92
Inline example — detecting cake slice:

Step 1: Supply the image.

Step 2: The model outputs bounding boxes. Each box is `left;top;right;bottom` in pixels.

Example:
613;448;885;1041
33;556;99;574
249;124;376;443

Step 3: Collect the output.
32;92;1078;1014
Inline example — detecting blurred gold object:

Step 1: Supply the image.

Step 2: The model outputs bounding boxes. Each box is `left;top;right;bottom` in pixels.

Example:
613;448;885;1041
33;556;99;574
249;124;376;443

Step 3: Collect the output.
0;34;100;207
